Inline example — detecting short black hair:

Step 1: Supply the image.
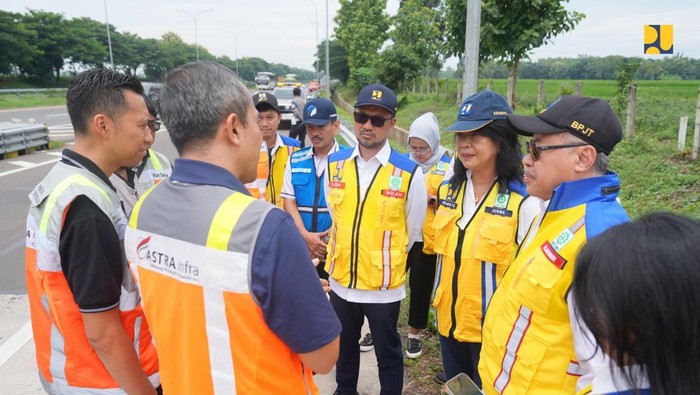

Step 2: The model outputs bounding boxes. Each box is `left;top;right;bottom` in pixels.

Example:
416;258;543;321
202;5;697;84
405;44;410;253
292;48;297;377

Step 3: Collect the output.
573;212;700;394
143;94;157;118
293;87;301;96
66;69;144;135
449;119;523;193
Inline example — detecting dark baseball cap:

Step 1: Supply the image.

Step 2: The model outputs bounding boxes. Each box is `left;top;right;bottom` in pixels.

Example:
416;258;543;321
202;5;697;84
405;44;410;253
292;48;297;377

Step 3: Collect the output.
444;90;512;133
354;84;397;115
507;95;623;154
252;91;279;112
302;98;338;126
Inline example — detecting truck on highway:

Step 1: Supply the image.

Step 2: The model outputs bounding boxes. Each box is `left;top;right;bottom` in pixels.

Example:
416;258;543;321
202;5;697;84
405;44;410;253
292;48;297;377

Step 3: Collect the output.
255;72;276;90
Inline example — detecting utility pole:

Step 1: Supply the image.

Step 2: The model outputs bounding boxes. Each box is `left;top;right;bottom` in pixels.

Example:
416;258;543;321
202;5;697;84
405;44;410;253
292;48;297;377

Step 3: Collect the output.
461;0;482;99
309;0;319;82
325;0;331;99
103;0;114;69
223;29;248;77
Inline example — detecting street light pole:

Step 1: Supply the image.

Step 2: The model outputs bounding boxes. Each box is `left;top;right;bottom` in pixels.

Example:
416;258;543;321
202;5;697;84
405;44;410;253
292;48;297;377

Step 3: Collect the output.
103;0;114;69
309;0;319;82
222;29;247;77
325;0;330;99
177;8;213;61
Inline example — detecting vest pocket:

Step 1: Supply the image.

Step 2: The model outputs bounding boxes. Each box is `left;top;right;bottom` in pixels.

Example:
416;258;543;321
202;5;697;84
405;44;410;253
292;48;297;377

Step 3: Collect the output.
327;189;345;222
291;170;312;187
376;197;403;230
514;257;563;316
369;248;404;289
431;208;459;255
472;216;516;265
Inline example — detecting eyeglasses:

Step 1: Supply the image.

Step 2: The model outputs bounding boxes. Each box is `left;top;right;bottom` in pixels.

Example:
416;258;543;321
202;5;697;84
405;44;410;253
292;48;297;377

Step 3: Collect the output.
526;140;589;160
407;144;431;155
147;120;161;132
353;111;393;127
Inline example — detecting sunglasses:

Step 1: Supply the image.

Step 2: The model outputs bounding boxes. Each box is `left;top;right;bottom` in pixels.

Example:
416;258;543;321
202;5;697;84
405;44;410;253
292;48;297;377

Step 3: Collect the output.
353;111;393;127
147;120;161;132
526;140;589;160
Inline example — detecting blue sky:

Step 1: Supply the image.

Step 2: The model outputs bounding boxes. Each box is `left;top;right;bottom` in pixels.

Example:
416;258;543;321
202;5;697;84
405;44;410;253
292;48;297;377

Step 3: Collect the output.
5;0;699;70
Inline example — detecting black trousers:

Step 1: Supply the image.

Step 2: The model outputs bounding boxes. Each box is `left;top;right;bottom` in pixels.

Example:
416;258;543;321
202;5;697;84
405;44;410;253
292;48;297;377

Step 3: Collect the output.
330;291;403;395
289;123;306;148
406;242;437;329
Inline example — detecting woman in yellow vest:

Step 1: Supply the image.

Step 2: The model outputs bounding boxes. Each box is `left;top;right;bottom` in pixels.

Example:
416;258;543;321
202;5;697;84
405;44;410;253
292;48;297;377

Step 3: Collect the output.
432;90;539;386
403;112;451;359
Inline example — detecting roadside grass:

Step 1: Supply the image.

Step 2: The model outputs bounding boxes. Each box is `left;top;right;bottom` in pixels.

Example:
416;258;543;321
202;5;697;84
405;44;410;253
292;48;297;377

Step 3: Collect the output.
0;93;66;110
334;79;700;393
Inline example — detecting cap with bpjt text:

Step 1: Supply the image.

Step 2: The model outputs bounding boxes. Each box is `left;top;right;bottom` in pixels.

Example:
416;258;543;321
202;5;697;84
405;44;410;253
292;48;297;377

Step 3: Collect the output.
302;98;338;126
507;95;623;154
444;90;512;133
252;92;279;112
354;84;397;114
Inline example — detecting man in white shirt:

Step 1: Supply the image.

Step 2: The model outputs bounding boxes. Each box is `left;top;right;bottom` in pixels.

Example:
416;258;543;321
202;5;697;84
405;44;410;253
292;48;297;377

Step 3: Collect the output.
324;84;426;395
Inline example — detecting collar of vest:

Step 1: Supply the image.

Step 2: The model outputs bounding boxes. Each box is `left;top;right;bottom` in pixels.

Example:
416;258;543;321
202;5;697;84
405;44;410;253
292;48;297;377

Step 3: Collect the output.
549;171;621;212
61;148;116;192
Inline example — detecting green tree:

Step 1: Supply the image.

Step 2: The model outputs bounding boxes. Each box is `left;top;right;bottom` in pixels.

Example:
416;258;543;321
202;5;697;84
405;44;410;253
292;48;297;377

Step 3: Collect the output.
315;39;349;83
445;0;584;106
335;0;391;88
112;32;147;76
0;11;40;75
375;44;422;90
18;10;71;84
65;17;109;68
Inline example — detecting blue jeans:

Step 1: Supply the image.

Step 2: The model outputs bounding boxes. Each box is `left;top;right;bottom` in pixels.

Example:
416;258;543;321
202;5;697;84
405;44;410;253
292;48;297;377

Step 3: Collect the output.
330;291;403;395
439;335;482;388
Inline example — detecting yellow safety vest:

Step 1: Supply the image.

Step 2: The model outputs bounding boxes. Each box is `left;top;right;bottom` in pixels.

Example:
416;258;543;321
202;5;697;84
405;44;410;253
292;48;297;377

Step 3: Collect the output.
480;205;588;394
267;140;299;207
422;157;451;254
326;150;418;290
432;178;525;343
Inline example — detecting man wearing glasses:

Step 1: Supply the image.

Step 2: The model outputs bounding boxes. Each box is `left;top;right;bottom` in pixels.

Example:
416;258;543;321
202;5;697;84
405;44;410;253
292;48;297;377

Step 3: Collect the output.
324;84;427;395
479;96;629;395
110;94;172;217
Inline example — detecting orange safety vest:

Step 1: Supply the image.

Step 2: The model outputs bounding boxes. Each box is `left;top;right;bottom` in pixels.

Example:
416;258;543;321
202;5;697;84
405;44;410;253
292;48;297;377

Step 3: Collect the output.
25;161;159;394
127;182;318;395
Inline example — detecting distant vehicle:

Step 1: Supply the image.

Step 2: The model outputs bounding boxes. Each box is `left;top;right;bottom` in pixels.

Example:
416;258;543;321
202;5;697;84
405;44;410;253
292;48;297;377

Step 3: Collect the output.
142;82;163;111
277;73;302;88
272;86;307;127
255;72;276;90
308;79;321;91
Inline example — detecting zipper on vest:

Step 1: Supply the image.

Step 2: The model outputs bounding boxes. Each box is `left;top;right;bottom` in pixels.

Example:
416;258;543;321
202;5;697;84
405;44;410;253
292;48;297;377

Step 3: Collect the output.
449;227;467;338
312;174;322;232
349;160;381;289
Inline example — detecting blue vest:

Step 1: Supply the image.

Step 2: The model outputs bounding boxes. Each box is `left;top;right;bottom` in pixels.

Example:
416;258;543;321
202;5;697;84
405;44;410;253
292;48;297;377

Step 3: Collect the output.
290;145;345;232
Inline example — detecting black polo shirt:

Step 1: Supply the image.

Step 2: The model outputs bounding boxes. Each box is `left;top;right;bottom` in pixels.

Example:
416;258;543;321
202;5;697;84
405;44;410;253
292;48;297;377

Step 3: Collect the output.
59;149;123;312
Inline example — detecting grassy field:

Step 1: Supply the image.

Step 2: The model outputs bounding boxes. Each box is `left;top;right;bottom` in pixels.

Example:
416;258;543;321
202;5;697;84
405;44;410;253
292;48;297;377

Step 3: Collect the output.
339;79;700;220
0;93;66;110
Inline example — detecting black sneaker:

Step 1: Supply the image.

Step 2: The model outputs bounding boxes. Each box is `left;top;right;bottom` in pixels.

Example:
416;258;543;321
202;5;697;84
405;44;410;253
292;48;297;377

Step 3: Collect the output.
359;333;374;352
406;336;422;358
434;371;447;384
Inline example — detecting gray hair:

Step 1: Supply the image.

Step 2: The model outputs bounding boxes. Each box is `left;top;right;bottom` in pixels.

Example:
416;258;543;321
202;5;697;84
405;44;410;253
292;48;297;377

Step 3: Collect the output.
560;132;609;175
160;61;250;154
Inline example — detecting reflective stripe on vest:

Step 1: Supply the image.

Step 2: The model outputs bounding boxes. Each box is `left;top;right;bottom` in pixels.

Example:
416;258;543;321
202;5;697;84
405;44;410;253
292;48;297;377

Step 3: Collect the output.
494;306;533;393
147;149;163;170
26;161;158;393
267;141;298;207
127;181;318;395
246;143;269;200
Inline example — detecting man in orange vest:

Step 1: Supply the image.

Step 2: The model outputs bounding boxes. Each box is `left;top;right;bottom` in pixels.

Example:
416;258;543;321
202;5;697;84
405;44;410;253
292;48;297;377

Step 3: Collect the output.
25;69;160;394
125;61;341;394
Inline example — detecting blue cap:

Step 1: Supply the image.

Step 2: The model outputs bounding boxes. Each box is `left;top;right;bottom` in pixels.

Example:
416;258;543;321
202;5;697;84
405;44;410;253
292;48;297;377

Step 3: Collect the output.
444;90;512;133
354;84;397;114
301;98;338;126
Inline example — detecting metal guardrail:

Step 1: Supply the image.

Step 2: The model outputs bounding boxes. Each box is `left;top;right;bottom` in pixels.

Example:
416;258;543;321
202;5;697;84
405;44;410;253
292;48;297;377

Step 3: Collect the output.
0;123;49;158
0;88;67;95
338;124;358;146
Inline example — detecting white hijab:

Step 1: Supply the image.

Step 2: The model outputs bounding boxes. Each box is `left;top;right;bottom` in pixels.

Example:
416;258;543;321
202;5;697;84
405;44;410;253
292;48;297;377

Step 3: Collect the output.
408;112;448;173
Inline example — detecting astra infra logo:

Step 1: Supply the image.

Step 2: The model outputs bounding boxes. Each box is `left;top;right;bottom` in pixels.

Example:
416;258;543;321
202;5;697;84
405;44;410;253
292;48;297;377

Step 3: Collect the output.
644;25;673;54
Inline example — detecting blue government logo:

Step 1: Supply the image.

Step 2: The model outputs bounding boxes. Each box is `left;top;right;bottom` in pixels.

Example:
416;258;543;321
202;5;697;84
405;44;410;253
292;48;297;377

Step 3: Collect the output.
306;105;317;117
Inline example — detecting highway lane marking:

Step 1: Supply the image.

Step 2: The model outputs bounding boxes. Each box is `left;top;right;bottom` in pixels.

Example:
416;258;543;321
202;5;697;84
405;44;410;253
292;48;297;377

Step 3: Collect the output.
8;161;35;168
0;158;59;179
0;321;33;368
45;113;68;118
46;152;62;157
